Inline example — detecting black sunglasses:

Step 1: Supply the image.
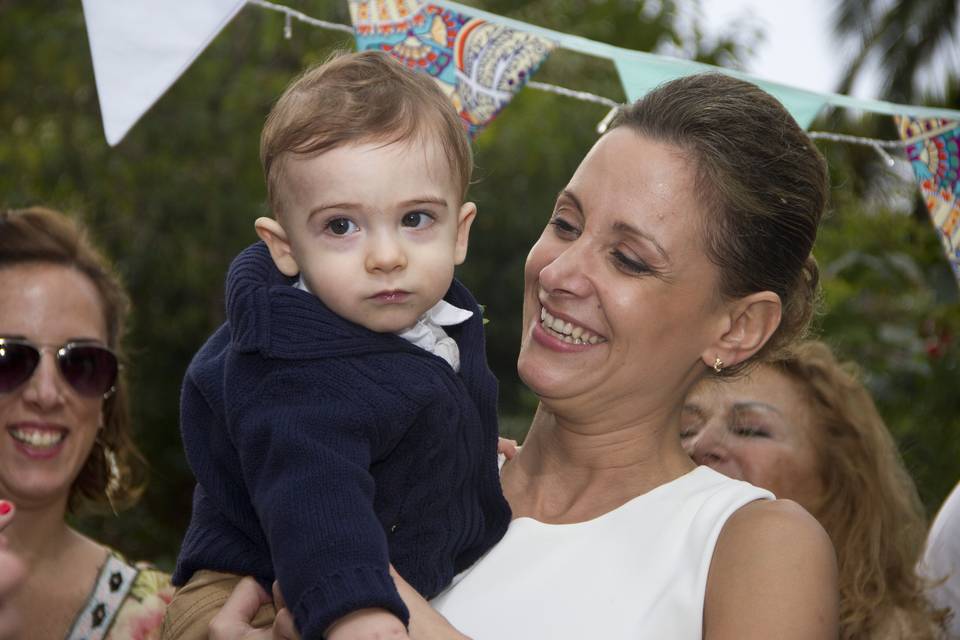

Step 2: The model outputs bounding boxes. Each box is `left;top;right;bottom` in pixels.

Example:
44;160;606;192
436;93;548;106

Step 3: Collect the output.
0;338;119;398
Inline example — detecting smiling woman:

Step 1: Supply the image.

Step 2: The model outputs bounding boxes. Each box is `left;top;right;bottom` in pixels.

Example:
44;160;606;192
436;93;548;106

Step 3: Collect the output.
0;207;173;639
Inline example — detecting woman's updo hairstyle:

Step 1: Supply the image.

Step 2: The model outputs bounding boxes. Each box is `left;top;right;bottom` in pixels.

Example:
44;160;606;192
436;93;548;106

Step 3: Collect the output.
610;73;828;374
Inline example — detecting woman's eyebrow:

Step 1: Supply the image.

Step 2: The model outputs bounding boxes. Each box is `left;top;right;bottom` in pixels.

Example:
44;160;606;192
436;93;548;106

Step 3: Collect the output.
681;403;706;420
732;401;784;417
612;220;669;263
556;189;582;210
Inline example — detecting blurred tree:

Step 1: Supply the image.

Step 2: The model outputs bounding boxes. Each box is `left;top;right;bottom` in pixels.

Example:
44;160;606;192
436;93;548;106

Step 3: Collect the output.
832;0;959;102
821;0;960;514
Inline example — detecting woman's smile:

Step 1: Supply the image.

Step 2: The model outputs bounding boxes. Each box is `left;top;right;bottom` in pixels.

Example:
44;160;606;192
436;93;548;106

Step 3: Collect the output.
7;423;69;459
537;306;607;346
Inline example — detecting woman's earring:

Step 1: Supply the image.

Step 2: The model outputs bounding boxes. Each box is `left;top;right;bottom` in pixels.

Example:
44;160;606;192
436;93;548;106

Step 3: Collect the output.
100;439;121;516
713;356;724;374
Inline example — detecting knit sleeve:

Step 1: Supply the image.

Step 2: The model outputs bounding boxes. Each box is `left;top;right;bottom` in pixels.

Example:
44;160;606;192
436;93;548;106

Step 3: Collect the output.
228;370;411;638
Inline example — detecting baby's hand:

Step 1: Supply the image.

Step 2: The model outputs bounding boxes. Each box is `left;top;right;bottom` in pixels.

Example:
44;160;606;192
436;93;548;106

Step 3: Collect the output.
497;437;519;460
326;608;408;640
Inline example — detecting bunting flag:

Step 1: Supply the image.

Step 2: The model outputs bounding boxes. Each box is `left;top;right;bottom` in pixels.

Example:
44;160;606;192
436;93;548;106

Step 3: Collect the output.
896;117;960;285
348;0;554;136
81;0;246;146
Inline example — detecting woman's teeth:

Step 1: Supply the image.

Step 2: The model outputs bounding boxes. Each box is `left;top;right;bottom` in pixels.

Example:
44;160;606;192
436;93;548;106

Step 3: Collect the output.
10;428;65;448
540;308;606;344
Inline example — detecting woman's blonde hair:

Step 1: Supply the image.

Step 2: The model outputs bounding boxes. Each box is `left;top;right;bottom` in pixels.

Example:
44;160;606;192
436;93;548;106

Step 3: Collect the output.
0;206;144;514
771;340;946;638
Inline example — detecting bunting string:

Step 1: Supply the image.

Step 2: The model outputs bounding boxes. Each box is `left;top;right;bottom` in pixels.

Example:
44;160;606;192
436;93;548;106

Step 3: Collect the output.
247;0;354;34
525;81;620;109
246;0;949;156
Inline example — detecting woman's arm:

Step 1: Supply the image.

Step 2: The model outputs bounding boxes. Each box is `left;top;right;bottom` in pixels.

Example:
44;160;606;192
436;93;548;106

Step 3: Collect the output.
704;499;838;639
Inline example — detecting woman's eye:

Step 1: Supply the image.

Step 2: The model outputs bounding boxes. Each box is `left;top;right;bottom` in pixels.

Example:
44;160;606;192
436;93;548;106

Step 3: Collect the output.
326;218;359;236
549;216;580;237
401;211;433;229
732;425;770;438
611;250;651;274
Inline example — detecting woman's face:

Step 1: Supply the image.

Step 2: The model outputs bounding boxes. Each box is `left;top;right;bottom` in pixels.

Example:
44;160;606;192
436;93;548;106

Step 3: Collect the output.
680;366;824;510
0;263;108;511
518;128;728;422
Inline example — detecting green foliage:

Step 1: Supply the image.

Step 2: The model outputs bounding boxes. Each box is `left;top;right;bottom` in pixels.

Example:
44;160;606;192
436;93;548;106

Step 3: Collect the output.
1;0;956;567
812;146;960;514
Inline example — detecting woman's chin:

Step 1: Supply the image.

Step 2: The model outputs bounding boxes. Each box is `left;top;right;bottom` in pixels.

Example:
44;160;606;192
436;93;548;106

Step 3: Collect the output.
517;354;585;402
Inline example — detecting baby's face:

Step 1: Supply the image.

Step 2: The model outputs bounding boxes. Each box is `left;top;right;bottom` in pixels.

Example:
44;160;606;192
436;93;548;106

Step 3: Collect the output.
278;136;474;333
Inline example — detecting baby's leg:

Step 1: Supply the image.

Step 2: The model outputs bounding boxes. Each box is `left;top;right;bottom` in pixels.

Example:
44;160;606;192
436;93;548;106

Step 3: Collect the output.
160;570;276;640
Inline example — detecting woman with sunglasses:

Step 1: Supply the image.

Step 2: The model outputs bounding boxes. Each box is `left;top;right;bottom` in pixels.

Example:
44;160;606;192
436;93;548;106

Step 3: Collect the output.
0;206;173;639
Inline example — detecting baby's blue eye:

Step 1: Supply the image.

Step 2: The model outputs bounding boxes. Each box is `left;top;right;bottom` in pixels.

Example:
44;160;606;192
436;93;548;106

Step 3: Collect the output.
327;218;358;235
401;211;432;228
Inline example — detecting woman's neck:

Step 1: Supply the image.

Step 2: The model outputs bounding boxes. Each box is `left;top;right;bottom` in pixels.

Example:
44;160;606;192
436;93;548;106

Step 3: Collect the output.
6;499;97;568
7;500;109;640
502;404;695;524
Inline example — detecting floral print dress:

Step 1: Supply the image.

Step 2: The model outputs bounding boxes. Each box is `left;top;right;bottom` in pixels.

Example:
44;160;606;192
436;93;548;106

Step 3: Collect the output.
65;548;174;640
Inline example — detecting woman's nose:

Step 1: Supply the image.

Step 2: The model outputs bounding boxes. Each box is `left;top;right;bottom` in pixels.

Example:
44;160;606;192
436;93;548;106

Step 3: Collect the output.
365;232;406;273
21;351;65;409
537;239;593;298
688;426;729;467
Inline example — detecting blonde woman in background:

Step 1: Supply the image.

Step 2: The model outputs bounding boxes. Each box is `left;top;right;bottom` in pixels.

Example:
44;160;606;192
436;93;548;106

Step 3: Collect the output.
683;339;949;639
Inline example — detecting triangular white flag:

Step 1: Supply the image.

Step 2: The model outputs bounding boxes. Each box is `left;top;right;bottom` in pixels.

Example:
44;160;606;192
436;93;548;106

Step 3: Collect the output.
82;0;246;146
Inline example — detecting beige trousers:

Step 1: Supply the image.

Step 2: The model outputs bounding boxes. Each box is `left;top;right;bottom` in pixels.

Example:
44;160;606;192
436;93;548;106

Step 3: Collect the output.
160;570;277;640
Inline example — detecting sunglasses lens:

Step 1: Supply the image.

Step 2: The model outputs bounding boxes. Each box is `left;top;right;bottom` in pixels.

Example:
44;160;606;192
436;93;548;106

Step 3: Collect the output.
59;345;118;396
0;343;40;393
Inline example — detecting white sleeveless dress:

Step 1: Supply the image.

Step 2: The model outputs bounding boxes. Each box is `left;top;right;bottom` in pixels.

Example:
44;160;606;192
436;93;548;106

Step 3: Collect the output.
431;465;772;639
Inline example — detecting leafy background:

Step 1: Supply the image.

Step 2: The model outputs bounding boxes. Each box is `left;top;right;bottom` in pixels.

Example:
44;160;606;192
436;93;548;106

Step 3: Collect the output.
1;0;957;569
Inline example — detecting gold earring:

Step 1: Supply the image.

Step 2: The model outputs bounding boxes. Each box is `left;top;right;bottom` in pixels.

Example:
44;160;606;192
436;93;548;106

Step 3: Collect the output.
713;357;724;374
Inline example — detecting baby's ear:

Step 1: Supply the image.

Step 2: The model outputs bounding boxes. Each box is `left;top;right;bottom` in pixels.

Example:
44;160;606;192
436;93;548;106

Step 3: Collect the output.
254;217;300;277
454;202;477;265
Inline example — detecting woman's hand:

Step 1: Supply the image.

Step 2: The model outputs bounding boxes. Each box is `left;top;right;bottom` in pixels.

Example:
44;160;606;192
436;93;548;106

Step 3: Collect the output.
389;566;471;640
0;502;24;640
209;578;299;640
0;501;13;532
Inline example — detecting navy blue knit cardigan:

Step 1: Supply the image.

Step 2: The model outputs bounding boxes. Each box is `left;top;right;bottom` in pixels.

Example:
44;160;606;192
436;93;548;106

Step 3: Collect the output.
172;242;510;638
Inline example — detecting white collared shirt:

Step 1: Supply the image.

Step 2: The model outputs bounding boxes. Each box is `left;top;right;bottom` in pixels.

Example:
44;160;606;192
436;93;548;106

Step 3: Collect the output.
295;277;472;371
395;299;473;372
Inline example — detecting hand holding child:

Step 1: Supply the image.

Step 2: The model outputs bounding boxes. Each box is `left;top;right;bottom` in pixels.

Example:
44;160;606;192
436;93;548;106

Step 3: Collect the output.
209;578;298;640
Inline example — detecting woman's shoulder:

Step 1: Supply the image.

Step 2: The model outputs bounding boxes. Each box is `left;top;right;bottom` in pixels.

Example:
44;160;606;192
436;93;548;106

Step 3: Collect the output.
104;548;174;596
704;499;838;638
715;498;833;568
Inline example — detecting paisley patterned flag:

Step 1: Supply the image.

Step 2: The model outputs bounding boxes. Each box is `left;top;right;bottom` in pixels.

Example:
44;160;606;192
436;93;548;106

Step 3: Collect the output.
348;0;555;137
896;117;960;287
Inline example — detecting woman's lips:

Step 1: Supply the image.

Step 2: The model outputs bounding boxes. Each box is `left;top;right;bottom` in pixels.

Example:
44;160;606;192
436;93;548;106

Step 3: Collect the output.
7;424;68;460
